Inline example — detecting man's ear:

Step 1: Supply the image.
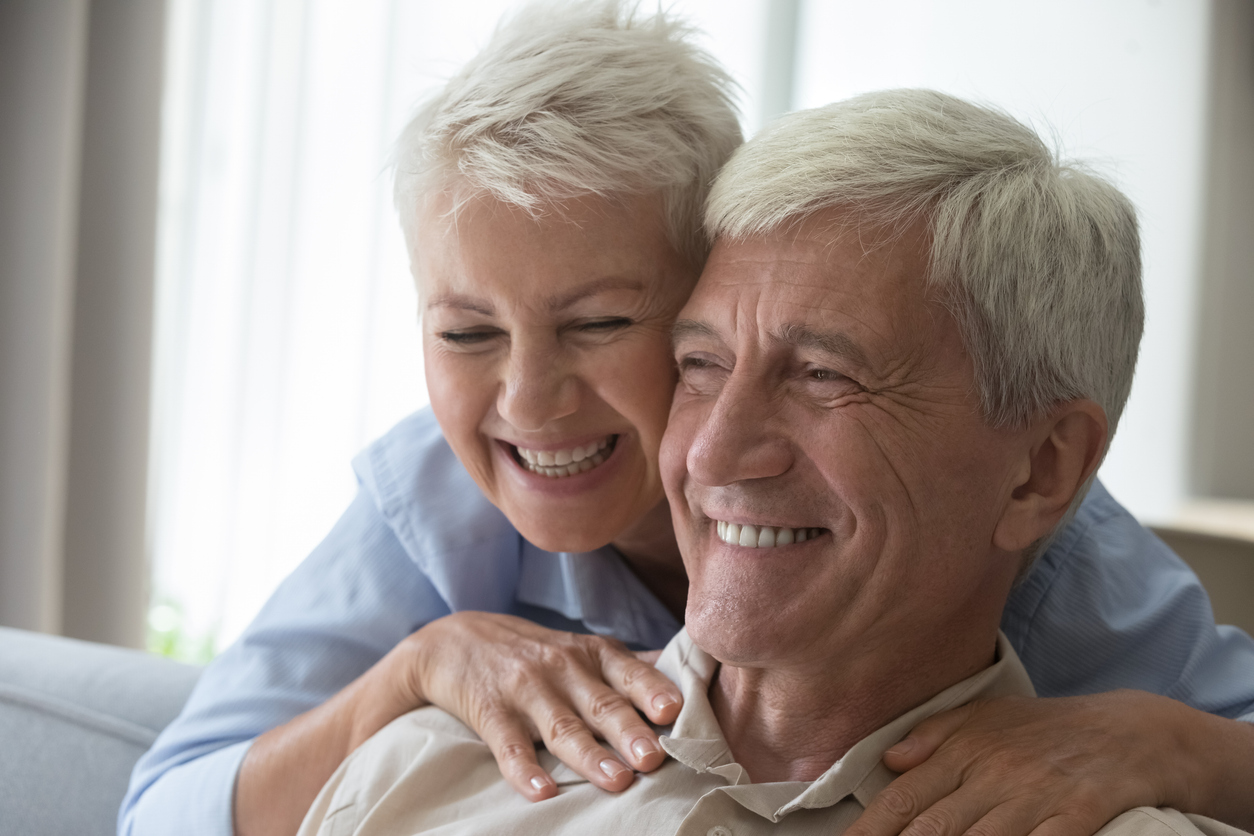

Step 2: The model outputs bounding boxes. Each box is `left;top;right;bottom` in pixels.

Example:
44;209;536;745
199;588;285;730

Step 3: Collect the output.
993;399;1108;553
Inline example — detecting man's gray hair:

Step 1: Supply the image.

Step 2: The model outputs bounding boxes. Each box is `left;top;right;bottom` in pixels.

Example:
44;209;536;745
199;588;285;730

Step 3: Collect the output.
707;89;1144;449
392;0;743;268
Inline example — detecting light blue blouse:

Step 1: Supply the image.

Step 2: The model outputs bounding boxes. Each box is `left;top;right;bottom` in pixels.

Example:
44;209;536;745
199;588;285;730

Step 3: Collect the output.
119;408;1254;836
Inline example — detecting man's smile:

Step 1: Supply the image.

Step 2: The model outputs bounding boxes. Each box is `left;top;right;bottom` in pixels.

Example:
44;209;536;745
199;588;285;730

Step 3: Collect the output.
713;519;827;548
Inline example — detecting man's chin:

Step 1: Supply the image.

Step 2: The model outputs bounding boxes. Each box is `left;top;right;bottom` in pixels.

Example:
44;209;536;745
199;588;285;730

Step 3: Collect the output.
686;602;813;668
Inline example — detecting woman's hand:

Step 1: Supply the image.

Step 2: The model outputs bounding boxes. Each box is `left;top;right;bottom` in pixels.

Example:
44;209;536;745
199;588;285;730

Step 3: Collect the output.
400;611;683;801
845;691;1254;836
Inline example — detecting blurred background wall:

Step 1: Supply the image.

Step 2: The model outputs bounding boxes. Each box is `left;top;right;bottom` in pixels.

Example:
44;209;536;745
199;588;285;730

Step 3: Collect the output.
1;0;1251;656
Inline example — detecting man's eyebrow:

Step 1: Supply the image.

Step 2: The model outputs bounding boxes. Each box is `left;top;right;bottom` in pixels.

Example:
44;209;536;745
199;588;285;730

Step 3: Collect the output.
775;323;871;368
670;318;720;347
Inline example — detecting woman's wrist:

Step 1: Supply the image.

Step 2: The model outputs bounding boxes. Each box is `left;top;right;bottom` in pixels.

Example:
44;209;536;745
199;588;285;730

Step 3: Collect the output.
1170;697;1254;828
344;632;431;752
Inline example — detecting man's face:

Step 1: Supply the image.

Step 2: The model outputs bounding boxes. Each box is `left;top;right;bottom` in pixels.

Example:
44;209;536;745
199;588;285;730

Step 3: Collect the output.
661;210;1026;670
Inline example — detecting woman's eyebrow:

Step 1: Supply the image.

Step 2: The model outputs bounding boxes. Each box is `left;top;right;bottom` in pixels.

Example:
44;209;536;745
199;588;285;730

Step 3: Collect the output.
427;294;494;315
547;277;644;311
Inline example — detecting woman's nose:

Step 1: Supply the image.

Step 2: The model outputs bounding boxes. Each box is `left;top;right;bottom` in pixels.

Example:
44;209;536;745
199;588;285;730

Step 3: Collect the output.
496;337;580;432
685;372;792;487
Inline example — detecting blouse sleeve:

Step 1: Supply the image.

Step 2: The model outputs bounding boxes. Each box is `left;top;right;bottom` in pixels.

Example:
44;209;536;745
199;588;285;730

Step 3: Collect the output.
1003;480;1254;723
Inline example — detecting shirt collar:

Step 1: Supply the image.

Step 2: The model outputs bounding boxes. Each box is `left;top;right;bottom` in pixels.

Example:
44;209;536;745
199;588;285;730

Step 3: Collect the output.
655;630;1035;823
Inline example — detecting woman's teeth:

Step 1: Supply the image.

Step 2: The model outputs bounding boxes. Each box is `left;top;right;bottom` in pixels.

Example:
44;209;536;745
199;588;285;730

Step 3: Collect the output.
515;437;614;478
716;520;823;548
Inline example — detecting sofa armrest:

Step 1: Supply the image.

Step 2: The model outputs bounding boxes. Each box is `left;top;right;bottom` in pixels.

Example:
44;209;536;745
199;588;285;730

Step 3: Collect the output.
0;627;202;835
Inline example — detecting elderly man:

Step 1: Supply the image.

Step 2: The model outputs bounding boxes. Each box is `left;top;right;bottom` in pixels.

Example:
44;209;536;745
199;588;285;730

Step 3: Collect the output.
295;90;1252;836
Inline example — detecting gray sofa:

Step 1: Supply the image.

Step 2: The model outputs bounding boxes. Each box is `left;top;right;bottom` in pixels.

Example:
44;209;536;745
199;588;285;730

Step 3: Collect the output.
0;627;201;834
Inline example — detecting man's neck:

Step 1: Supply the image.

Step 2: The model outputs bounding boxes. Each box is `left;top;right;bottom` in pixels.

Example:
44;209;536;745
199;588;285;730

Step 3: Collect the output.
709;628;998;783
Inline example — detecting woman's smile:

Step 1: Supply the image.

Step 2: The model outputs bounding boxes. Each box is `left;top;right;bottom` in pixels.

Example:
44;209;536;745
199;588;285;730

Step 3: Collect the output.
510;434;616;478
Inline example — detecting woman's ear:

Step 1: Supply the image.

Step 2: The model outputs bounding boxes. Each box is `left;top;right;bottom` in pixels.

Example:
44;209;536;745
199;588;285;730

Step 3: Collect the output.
994;399;1108;553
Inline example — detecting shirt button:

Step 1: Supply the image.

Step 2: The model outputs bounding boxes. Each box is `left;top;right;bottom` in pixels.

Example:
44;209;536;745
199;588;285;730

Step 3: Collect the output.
707;828;732;836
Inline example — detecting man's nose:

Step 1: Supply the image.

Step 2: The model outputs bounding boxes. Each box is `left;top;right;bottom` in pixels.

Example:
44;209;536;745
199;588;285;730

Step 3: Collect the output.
496;335;580;432
685;371;792;487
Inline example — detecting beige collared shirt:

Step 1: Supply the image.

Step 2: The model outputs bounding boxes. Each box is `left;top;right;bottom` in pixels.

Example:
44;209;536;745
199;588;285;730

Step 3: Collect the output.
298;630;1247;836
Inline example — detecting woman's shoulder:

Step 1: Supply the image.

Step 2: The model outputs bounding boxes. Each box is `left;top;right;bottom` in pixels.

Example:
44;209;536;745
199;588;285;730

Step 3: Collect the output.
351;408;522;605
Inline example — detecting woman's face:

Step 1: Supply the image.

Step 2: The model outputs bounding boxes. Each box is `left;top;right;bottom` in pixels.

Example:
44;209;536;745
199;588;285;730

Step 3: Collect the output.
416;193;697;553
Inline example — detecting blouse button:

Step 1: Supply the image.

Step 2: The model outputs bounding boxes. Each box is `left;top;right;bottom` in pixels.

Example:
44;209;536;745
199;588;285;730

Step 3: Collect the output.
708;827;733;836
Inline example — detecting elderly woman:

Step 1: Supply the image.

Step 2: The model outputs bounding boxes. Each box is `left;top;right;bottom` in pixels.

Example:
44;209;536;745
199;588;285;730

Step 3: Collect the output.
121;3;1254;836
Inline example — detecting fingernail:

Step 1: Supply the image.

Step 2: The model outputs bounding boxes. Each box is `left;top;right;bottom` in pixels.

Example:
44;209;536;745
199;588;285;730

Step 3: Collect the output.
652;694;678;712
886;736;917;756
631;738;658;761
600;758;630;779
530;775;552;792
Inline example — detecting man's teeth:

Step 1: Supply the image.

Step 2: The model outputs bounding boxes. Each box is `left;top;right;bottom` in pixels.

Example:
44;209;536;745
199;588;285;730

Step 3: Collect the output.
715;520;823;548
516;437;613;478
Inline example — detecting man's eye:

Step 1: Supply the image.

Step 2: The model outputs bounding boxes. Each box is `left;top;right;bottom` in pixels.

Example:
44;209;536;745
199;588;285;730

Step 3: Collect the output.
808;367;846;382
676;355;728;394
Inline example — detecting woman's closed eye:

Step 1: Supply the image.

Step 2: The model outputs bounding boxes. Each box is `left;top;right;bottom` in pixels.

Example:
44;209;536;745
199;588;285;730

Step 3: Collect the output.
437;328;505;347
573;317;633;334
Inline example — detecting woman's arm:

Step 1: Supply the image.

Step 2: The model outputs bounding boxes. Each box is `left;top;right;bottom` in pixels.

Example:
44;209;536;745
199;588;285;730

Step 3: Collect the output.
119;489;439;836
235;612;683;836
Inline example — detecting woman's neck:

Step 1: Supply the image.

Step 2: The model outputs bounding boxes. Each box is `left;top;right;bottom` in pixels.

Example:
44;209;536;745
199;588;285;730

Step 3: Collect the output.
611;499;688;622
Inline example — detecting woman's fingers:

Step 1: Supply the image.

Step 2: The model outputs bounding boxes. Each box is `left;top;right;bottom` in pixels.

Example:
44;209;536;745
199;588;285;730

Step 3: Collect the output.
573;676;668;772
476;708;558;802
845;758;963;836
898;792;1046;836
882;704;974;772
531;653;667;773
602;643;683;726
1028;812;1107;836
536;700;637;792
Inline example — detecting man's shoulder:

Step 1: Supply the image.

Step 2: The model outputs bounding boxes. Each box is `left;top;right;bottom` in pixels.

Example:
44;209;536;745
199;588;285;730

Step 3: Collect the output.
1098;808;1250;836
370;705;488;753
